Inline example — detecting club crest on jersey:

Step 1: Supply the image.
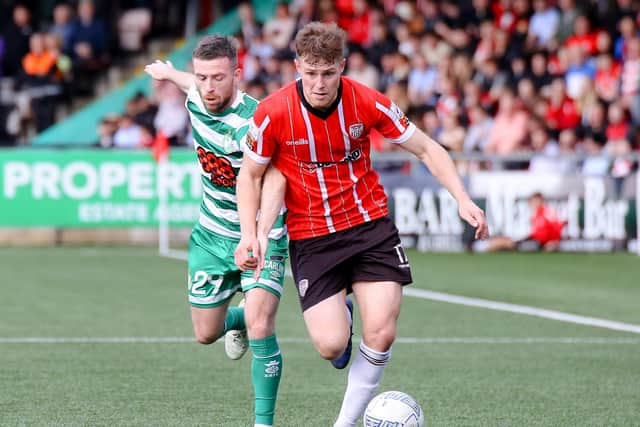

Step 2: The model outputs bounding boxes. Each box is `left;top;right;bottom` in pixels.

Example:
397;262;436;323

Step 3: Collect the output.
222;131;238;153
349;123;364;139
298;279;309;297
245;133;257;152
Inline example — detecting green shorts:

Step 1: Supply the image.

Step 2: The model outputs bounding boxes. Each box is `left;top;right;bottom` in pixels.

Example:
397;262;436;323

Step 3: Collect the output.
187;223;288;308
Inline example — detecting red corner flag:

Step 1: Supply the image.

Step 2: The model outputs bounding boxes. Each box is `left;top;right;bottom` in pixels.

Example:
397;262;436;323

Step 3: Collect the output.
152;130;169;163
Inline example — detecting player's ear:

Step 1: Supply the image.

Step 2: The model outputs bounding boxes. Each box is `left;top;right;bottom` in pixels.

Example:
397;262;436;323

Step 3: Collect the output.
294;57;301;73
339;58;346;73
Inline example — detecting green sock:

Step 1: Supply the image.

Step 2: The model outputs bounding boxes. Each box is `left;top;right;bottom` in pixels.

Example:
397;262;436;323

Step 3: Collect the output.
250;334;282;426
223;306;245;334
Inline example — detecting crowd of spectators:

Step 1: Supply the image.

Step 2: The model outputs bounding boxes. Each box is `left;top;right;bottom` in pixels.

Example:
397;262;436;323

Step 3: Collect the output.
0;0;181;144
97;78;189;149
207;0;639;184
6;0;640;187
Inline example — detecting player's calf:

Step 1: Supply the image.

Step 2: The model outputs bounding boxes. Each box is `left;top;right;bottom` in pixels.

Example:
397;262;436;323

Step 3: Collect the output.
331;298;354;369
225;298;249;360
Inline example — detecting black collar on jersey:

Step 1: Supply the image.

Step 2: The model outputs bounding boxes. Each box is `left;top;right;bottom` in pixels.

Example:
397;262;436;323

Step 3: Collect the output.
296;78;343;120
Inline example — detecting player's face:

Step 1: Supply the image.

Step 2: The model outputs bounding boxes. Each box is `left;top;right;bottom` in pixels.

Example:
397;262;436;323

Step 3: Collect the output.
295;57;346;110
193;56;240;113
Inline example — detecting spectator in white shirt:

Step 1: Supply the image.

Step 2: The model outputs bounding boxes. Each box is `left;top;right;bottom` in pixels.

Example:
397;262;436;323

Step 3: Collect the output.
463;105;493;153
113;114;142;148
528;0;560;49
407;53;437;107
581;136;610;176
153;81;188;146
262;3;295;52
346;49;379;89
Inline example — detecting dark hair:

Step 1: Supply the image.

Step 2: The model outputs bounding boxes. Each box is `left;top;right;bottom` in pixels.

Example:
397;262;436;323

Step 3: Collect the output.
295;22;346;64
193;35;238;67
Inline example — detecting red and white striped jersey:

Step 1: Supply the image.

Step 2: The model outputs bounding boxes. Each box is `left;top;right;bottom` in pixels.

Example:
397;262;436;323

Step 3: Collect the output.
245;77;416;240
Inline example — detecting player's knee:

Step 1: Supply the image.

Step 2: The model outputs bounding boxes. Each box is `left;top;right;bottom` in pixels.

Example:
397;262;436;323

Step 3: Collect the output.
314;338;349;360
246;317;275;339
194;334;216;345
193;327;220;345
363;326;396;351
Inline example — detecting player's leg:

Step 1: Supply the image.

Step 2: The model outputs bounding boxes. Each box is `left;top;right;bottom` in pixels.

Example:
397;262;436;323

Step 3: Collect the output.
302;290;352;360
333;281;402;427
333;216;412;427
241;242;287;427
188;225;245;345
224;297;249;360
244;288;281;427
289;232;355;363
191;304;232;344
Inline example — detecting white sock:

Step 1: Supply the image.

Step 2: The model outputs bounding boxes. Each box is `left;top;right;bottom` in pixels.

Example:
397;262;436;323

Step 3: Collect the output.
333;342;391;427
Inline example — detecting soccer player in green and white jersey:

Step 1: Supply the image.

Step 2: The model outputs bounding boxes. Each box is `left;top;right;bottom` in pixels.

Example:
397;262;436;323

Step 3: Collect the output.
145;35;287;427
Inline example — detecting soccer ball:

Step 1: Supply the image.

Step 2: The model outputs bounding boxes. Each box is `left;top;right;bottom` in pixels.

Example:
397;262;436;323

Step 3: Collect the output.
363;390;425;427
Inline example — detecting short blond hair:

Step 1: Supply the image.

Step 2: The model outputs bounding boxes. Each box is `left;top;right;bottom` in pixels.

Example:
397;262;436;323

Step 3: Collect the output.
294;22;346;64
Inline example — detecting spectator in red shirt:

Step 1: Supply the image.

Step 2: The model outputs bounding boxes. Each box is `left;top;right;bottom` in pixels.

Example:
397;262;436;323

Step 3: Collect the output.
528;192;565;251
477;193;565;252
346;0;371;47
594;53;621;103
564;15;599;55
605;102;629;142
545;78;580;134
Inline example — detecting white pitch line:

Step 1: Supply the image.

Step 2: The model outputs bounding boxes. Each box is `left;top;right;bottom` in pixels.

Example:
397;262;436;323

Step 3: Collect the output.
404;288;640;334
158;252;640;335
159;249;188;261
0;337;639;344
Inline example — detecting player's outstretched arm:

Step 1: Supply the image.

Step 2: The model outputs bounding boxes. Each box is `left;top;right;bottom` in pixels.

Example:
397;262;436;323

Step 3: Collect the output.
235;155;270;273
143;60;194;94
400;128;489;240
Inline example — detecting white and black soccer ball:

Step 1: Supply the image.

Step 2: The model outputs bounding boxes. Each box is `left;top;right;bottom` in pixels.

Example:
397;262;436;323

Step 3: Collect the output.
363;390;425;427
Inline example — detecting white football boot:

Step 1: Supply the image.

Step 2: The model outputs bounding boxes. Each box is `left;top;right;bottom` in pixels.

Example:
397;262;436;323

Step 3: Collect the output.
224;298;248;360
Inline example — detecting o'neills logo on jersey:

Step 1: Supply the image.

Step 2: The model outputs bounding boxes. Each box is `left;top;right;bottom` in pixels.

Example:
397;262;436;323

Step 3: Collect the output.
299;149;362;174
349;123;364;139
285;138;309;146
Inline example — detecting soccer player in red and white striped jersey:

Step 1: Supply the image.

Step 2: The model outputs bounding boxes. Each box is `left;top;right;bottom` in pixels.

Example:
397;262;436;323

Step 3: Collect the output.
243;68;414;240
235;22;488;427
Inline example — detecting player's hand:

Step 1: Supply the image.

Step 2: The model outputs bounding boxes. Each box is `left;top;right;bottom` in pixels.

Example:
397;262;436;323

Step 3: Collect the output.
459;199;489;240
144;59;173;80
234;235;259;271
253;233;269;280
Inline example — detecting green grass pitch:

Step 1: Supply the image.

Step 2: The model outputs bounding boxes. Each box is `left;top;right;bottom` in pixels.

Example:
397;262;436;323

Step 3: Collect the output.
0;247;639;426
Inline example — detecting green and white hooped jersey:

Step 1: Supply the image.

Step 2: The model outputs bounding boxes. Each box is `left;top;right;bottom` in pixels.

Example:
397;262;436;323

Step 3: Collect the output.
186;86;287;240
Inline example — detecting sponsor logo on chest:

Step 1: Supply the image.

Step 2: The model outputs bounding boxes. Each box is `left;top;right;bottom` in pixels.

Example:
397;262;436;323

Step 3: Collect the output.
299;148;362;174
